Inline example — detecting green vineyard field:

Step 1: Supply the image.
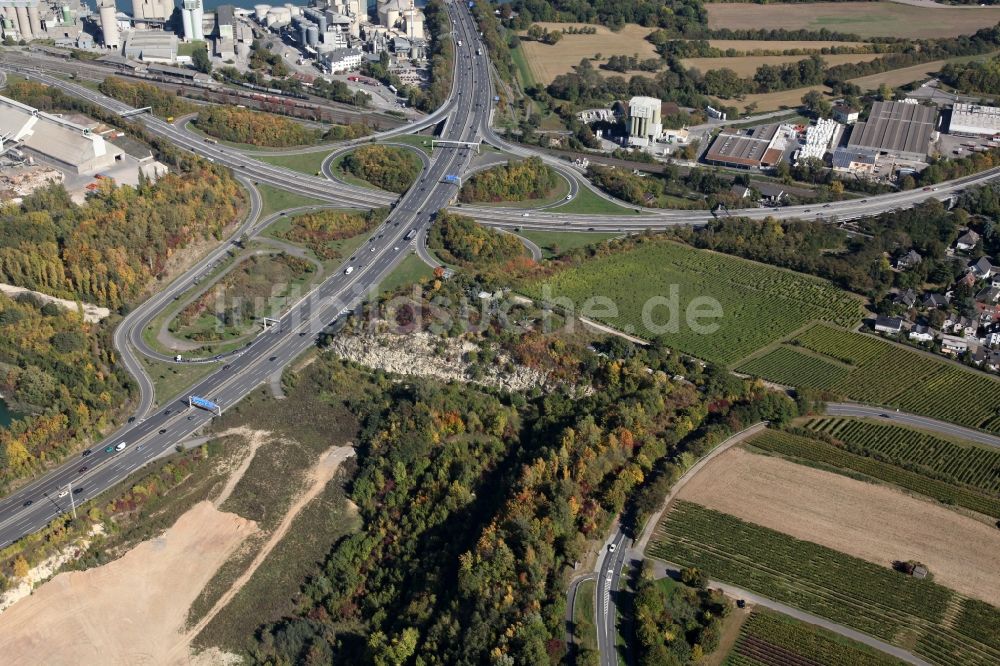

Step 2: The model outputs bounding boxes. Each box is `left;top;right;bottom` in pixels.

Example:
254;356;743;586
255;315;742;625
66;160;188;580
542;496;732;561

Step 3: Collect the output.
805;419;1000;496
724;609;906;666
747;428;1000;518
650;501;1000;666
737;324;1000;432
521;240;862;365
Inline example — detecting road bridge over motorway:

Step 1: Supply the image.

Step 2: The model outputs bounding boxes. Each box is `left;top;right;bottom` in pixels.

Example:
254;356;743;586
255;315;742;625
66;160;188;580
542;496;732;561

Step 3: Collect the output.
0;0;493;551
1;6;1000;662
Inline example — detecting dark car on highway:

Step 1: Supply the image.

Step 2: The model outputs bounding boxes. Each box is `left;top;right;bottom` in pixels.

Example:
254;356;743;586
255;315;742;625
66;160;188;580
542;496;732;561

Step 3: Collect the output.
78;466;88;474
81;449;92;457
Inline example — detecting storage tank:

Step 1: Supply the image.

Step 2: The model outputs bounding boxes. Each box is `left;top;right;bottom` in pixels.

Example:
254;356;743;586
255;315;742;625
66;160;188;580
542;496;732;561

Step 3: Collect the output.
14;6;32;40
99;0;119;47
266;6;290;26
28;4;41;36
253;4;270;21
306;23;318;46
284;3;299;17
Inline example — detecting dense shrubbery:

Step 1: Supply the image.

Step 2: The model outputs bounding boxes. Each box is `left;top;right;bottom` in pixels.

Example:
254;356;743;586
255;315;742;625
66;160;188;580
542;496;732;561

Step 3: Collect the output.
279;208;388;260
427;212;526;267
634;564;730;666
195;107;322;147
340;145;423;193
459;157;559;203
247;292;796;664
0;294;133;490
940;55;1000;94
0;172;242;308
98;77;196;119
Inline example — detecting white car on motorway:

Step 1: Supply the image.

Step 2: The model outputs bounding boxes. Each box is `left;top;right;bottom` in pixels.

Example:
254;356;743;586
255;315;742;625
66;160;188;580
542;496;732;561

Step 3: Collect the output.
344;266;354;275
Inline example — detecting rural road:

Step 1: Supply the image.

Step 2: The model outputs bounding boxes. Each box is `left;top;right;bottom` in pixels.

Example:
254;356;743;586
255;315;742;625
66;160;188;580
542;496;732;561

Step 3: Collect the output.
825;403;1000;449
644;559;932;666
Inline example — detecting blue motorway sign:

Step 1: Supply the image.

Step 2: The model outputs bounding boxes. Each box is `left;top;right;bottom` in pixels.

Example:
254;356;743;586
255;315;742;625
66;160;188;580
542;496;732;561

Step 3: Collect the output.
190;396;220;412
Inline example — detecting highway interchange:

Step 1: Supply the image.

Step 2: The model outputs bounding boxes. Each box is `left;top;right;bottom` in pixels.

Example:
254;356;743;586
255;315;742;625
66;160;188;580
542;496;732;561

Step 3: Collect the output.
2;4;1000;663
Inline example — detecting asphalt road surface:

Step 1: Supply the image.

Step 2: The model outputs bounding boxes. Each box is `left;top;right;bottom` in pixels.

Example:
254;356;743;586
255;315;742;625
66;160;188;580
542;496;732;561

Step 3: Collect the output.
826;402;1000;448
0;0;492;550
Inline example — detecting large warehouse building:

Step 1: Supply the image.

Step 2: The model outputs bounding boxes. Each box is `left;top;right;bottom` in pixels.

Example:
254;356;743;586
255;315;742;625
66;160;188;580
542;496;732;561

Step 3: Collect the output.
0;95;124;174
704;123;787;169
948;103;1000;138
846;101;937;163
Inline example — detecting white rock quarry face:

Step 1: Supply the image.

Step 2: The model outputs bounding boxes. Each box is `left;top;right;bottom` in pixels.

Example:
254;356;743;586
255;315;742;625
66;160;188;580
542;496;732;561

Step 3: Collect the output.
325;328;570;394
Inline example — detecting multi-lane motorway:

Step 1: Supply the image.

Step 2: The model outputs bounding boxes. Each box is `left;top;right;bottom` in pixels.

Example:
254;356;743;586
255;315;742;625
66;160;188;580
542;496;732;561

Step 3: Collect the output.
0;0;492;549
3;4;1000;660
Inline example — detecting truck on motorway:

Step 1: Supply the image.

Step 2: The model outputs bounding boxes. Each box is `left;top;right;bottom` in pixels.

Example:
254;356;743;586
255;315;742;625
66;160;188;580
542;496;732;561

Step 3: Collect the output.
457;39;462;47
476;48;482;56
404;228;417;240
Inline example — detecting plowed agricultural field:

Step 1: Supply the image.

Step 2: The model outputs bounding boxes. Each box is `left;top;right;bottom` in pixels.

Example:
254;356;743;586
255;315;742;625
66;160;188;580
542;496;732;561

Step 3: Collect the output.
677;448;1000;606
706;2;1000;39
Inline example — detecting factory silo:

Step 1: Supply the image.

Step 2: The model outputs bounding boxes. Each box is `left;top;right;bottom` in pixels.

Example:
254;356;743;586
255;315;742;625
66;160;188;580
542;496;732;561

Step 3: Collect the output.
14;5;32;40
99;0;119;48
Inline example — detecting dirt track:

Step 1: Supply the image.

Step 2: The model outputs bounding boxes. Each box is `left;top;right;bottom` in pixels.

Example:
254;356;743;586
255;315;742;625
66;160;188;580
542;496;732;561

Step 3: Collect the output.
0;502;255;666
678;448;1000;606
0;427;352;666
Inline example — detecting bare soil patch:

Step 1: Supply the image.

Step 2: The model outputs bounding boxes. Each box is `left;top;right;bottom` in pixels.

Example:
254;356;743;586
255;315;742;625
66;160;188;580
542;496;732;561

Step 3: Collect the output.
706;2;1000;39
182;445;354;654
677;448;1000;606
0;502;256;666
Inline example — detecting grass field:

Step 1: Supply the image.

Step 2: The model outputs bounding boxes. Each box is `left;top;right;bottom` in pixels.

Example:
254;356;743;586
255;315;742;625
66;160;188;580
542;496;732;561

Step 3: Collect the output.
549;186;643;215
748;428;1000;519
256;183;328;219
650;501;1000;666
518;230;619;259
573;579;598;656
378;252;435;293
258;150;333;176
141;356;221;406
518;23;659;84
706;2;1000;39
522;240;862;365
736;323;1000;432
381;134;435;156
171;253;316;342
685;52;882;77
724;609;906;666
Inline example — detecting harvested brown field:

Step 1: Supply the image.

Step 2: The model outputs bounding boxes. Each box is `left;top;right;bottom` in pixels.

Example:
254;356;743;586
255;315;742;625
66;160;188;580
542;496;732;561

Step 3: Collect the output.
677;447;1000;606
712;85;831;112
684;52;882;77
848;58;952;89
518;23;658;84
706;2;1000;39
